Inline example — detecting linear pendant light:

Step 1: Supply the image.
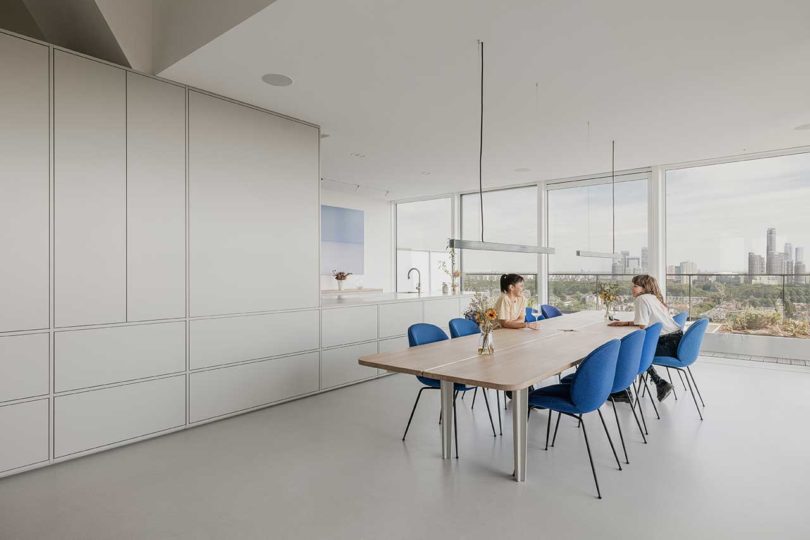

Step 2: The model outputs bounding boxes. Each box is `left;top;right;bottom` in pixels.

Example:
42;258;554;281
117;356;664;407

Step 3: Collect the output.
448;41;555;255
576;140;622;260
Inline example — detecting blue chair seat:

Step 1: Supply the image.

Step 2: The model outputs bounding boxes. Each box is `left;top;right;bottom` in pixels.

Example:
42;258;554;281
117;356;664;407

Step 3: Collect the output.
651;355;685;369
416;375;471;391
529;384;578;415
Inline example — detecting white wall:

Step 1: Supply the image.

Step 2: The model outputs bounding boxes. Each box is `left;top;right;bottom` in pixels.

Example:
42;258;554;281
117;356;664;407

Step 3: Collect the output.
319;190;392;292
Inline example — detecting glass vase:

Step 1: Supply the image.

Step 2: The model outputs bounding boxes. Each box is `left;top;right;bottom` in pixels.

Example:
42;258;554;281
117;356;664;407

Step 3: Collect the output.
604;303;613;321
478;329;495;355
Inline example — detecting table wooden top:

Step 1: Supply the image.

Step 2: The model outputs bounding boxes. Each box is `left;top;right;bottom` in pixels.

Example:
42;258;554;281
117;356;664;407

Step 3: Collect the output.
358;311;635;388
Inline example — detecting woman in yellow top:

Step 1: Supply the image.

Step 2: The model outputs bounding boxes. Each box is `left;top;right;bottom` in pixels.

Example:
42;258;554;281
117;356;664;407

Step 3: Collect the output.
494;274;538;329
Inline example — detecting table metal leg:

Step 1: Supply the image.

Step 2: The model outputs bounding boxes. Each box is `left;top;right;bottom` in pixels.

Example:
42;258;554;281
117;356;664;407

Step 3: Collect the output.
440;380;453;459
512;387;528;482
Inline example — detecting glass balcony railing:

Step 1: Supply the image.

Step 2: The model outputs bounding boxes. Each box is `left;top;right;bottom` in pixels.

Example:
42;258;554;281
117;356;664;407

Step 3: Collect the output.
548;274;637;314
666;273;810;339
462;273;538;300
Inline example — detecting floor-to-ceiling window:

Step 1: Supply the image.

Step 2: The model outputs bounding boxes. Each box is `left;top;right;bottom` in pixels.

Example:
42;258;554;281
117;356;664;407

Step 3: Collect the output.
665;152;810;338
547;174;648;313
395;198;452;293
460;186;538;299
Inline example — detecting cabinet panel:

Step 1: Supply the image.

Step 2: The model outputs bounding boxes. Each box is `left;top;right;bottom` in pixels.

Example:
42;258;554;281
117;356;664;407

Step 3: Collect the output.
0;34;49;331
423;298;462;335
0;333;49;403
190;352;318;423
188;91;319;316
190;310;319;369
321;305;377;348
126;73;186;321
54;51;126;327
321;342;378;389
379;302;422;339
0;399;49;473
377;336;408;375
55;322;186;392
55;376;185;457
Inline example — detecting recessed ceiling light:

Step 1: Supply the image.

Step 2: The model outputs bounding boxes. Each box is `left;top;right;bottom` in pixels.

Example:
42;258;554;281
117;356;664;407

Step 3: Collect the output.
514;167;531;172
320;133;330;139
350;152;366;158
420;171;431;175
261;73;293;87
795;123;810;131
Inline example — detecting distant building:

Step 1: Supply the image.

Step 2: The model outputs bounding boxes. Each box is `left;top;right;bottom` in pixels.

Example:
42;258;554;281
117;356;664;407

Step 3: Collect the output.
641;247;649;272
748;252;765;282
785;242;793;260
796;247;804;263
766;227;777;273
679;261;697;284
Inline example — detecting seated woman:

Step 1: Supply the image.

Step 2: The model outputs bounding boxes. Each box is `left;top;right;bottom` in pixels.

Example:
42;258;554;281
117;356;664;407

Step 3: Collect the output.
608;274;679;401
496;273;538;400
494;273;538;329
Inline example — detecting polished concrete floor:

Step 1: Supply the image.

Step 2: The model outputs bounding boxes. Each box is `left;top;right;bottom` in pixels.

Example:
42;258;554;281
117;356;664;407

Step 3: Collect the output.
1;357;808;540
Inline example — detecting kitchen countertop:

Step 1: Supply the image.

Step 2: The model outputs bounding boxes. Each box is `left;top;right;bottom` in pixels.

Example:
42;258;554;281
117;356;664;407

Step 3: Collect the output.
320;291;473;307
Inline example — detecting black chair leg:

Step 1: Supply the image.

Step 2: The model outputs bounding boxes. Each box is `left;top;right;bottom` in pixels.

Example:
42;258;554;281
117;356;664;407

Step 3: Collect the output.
642;375;661;420
453;391;459;458
665;367;678;400
632;382;649;435
504;391;508;411
580;414;602;499
496;390;503;435
402;387;427;440
597;408;622;471
683;369;704;421
610;398;629;464
481;388;497;437
627;388;647;443
551;411;562;447
545;410;552;450
471;387;478;409
687;366;705;407
676;369;688;391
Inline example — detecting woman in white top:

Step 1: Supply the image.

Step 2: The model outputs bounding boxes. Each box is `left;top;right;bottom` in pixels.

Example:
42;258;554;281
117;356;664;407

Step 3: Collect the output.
608;274;680;401
494;274;538;330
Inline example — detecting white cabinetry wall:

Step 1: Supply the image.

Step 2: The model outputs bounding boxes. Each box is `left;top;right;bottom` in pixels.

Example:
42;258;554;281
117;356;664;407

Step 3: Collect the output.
1;30;449;479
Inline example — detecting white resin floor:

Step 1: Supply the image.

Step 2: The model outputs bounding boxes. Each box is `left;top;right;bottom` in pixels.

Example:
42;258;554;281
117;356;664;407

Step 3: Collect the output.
0;357;808;540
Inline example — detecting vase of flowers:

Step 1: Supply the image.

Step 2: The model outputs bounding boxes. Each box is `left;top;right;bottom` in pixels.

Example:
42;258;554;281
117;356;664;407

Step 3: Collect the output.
438;245;461;294
332;270;352;291
596;282;620;321
464;292;500;355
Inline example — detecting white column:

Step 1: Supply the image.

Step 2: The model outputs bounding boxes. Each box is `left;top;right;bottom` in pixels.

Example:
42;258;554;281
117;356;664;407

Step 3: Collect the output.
648;166;667;295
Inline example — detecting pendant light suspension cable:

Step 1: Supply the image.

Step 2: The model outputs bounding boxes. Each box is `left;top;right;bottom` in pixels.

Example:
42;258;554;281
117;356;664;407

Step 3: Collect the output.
479;40;485;242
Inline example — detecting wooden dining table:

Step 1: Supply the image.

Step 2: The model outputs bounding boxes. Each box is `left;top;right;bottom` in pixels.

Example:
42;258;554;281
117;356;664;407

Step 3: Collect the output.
358;310;635;482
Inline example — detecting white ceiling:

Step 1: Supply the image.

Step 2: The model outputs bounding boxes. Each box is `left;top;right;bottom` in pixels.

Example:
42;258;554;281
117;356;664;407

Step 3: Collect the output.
159;0;810;200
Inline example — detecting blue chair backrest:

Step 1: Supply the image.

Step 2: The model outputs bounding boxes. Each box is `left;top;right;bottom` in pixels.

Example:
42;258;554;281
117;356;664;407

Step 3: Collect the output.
673;311;688;329
449;318;480;338
639;323;662;374
612;330;645;393
675;318;709;365
525;307;545;323
408;323;449;347
541;304;562;319
570;339;621;413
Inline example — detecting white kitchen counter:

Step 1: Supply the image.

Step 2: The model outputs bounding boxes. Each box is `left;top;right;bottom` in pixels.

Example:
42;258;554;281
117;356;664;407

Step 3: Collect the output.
320;291;473;307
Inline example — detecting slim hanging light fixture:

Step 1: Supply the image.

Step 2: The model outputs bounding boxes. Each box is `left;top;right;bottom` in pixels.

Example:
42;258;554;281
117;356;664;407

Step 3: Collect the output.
448;41;555;255
576;140;622;260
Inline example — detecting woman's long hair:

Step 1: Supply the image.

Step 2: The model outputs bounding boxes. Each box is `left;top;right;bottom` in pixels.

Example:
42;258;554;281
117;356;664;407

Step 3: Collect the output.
632;274;667;307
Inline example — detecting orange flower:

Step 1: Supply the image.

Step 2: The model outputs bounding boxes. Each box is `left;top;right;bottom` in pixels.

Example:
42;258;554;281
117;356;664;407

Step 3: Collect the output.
485;308;497;321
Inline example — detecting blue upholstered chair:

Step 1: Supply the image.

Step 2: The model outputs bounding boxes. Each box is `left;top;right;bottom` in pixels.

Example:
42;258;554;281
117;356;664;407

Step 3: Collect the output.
525;307;545;323
541;304;563;319
652;318;709;420
673;311;688;329
528;339;621;499
560;330;647;463
449;318;479;338
402;324;494;457
447;318;499;435
634;323;663;428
